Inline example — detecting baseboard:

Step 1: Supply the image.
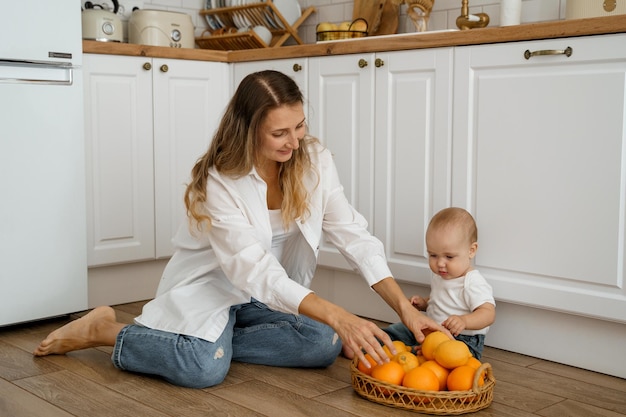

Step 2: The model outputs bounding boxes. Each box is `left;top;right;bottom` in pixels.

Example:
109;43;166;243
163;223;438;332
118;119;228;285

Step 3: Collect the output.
311;267;626;379
88;259;167;307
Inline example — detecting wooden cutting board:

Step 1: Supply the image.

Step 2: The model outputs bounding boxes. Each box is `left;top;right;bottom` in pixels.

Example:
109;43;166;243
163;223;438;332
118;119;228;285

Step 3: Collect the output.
352;0;400;36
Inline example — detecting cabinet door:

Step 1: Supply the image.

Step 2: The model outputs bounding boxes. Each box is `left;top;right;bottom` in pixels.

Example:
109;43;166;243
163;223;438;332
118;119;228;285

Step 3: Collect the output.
308;54;375;268
232;58;308;105
84;54;155;266
153;59;230;258
453;34;626;322
374;48;454;285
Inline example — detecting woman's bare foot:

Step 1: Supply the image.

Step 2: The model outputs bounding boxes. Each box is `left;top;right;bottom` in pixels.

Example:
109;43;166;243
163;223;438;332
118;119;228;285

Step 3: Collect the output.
33;306;123;356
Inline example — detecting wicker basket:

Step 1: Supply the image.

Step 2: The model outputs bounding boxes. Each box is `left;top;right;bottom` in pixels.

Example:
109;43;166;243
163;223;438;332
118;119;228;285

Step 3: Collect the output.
316;18;368;42
351;359;495;415
316;30;367;42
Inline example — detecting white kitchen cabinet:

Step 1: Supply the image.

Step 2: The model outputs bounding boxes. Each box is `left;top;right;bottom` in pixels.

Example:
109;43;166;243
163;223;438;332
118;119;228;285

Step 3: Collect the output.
308;54;376;269
84;54;229;266
152;58;229;258
232;58;308;110
452;34;626;323
308;48;453;273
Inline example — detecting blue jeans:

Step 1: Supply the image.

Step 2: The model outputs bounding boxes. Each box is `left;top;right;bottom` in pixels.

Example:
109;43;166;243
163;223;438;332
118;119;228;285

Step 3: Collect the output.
383;322;486;359
111;301;342;388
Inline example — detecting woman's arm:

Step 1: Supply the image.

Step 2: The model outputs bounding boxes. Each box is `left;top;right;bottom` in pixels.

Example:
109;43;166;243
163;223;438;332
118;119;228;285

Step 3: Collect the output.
298;292;393;367
299;278;451;369
373;277;451;343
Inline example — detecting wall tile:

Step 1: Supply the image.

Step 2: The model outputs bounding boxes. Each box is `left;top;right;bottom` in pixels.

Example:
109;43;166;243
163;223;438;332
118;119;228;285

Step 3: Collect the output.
160;0;567;46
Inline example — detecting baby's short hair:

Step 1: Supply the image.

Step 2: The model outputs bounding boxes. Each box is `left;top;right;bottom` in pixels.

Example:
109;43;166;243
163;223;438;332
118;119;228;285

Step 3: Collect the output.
428;207;477;243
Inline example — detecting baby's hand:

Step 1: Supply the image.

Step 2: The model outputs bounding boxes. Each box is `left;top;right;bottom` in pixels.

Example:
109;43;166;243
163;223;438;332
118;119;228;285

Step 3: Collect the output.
410;295;428;311
442;315;466;336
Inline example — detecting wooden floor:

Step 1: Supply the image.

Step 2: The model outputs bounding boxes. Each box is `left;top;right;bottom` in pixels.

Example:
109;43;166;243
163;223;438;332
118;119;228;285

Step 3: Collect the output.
2;300;626;417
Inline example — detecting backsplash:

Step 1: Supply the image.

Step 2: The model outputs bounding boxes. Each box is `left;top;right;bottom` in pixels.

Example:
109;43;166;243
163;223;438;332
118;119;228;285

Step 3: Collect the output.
93;0;569;44
302;0;566;42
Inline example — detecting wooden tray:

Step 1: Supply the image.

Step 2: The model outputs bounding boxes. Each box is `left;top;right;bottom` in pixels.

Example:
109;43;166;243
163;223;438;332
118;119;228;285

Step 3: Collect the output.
196;30;269;50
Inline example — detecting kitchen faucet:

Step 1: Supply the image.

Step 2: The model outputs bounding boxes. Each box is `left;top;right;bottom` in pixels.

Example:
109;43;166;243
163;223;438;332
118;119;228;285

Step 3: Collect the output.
456;0;489;30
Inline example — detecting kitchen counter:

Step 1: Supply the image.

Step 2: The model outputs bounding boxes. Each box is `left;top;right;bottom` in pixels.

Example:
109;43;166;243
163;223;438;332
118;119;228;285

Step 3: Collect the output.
83;14;626;63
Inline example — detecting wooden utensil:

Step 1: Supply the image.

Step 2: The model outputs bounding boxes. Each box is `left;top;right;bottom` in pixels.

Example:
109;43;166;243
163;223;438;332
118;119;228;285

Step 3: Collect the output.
352;0;388;35
374;0;401;36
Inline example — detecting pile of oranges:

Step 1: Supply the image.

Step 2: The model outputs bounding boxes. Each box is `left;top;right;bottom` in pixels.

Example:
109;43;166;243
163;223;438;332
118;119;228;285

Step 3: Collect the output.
357;331;486;393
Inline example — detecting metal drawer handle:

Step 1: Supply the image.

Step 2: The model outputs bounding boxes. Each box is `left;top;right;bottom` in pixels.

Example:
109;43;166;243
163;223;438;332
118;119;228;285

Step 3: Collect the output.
0;60;74;85
160;64;169;73
293;63;302;72
524;46;572;60
358;58;368;68
375;58;384;68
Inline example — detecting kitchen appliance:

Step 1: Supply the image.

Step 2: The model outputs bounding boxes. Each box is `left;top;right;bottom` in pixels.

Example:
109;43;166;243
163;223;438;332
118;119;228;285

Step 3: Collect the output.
566;0;626;19
82;8;124;42
128;10;195;48
1;1;88;326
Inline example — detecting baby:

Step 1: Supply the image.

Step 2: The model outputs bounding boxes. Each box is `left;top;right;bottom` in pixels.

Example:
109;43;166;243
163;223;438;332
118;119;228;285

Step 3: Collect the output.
384;207;496;359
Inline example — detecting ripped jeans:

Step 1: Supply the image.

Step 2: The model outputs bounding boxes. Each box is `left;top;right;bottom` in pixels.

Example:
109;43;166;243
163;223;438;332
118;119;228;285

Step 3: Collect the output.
111;301;342;388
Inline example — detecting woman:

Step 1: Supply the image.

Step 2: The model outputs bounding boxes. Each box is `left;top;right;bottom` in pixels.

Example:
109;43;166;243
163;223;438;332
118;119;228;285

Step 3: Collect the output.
34;70;448;388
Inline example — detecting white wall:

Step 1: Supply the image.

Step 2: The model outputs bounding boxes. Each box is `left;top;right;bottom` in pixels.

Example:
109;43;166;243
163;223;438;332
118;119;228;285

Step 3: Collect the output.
98;0;567;44
299;0;565;43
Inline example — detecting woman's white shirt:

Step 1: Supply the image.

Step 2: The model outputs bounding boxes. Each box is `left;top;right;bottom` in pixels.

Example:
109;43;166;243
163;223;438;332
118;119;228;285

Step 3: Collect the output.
135;141;392;342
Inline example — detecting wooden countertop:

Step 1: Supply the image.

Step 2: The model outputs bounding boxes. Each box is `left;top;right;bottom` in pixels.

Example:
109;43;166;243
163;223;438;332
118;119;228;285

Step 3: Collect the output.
83;15;626;63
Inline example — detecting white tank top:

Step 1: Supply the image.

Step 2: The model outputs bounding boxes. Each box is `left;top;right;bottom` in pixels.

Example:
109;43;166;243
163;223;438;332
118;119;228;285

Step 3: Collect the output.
269;209;298;263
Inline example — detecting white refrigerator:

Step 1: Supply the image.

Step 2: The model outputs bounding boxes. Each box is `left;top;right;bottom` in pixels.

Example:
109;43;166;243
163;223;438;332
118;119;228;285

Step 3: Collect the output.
0;2;88;325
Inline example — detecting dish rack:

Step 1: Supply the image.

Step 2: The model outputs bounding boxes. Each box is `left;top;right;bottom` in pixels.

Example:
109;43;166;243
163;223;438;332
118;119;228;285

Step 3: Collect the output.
196;1;315;50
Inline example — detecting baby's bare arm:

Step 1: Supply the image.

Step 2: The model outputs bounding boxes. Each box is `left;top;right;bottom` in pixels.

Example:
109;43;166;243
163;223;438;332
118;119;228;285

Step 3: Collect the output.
442;303;495;336
410;295;429;311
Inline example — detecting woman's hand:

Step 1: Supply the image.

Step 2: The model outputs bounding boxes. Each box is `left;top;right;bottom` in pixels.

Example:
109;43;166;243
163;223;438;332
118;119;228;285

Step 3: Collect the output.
298;293;395;368
332;310;396;367
401;303;452;343
373;277;452;344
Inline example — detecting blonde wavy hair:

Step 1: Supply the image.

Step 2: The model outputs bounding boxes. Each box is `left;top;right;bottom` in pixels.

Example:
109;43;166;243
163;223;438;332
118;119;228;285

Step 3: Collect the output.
184;70;317;231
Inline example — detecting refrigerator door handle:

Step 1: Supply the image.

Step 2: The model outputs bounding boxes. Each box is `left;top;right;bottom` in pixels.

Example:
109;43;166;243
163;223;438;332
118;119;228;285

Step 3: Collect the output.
0;59;74;86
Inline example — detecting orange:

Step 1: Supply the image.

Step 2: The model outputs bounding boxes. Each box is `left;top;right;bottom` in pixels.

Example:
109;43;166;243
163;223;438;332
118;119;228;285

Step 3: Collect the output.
357;353;378;375
383;340;409;358
416;354;427;365
465;357;486;384
466;356;482;370
420;331;450;360
434;340;472;369
371;360;405;386
402;366;439;391
393;340;410;353
447;365;484;391
393;351;419;373
420;360;450;391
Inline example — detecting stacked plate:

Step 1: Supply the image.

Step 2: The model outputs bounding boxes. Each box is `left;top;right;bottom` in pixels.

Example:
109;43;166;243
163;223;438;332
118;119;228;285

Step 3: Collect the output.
203;0;301;31
204;0;222;30
271;0;302;27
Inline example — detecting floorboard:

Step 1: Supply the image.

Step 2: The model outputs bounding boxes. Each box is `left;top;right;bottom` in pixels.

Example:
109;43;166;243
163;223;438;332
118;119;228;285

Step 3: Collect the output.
1;301;624;417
